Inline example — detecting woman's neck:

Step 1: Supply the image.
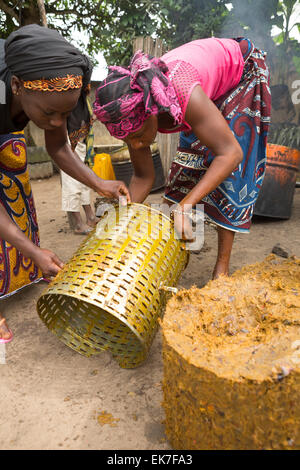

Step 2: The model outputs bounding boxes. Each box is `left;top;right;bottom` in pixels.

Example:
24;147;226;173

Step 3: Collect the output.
157;112;176;129
10;93;28;125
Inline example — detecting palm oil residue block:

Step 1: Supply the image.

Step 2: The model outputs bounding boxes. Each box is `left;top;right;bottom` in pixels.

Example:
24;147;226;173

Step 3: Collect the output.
162;255;300;450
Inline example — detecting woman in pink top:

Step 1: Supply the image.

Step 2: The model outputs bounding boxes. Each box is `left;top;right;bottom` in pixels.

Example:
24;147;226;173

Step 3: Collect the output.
94;38;271;279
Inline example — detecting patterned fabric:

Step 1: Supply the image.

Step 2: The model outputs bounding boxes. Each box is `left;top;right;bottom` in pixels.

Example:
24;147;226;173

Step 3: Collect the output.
68;122;91;153
0;132;43;298
68;96;94;152
84;98;95;168
23;74;83;92
84;125;95;168
165;38;271;233
93;51;182;139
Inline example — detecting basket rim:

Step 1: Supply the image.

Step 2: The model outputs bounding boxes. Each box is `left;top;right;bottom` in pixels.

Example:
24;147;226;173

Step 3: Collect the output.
37;289;148;349
120;202;175;227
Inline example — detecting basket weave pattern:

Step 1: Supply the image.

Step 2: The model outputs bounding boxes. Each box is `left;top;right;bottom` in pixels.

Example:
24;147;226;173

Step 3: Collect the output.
37;204;188;368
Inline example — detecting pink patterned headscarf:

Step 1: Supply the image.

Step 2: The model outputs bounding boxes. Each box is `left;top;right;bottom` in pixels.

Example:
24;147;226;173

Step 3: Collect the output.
93;51;182;139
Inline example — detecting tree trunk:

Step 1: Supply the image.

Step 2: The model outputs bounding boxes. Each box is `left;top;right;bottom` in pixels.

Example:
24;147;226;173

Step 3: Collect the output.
21;1;42;26
37;0;48;27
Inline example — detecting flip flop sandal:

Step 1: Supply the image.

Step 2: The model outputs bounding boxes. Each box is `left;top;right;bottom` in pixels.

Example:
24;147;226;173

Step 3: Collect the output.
0;318;13;344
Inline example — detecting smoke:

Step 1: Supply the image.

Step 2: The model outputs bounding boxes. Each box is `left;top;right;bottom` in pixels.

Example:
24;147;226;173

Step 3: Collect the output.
219;1;300;124
219;0;277;51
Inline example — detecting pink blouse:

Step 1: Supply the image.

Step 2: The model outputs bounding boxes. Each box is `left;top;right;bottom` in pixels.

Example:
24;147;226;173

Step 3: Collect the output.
158;38;245;133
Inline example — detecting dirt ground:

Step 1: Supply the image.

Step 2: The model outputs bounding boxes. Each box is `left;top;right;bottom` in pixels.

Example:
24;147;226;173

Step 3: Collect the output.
0;173;299;450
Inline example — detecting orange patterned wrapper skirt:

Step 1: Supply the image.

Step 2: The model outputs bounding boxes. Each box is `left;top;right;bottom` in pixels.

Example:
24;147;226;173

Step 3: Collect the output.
0;131;43;298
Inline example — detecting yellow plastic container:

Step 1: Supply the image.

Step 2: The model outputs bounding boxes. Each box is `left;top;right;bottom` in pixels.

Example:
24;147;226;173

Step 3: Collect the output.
92;153;116;180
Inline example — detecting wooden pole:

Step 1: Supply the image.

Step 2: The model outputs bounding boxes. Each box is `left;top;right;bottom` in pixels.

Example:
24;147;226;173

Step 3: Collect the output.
132;37;179;178
37;0;48;27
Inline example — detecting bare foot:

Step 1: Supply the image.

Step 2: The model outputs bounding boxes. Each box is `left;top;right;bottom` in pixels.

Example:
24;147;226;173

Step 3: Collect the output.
83;205;99;228
0;316;12;341
73;224;93;235
212;262;229;280
86;216;99;228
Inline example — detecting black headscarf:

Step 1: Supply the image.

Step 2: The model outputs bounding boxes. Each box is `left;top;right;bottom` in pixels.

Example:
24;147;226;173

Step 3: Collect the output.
3;24;93;142
5;24;92;84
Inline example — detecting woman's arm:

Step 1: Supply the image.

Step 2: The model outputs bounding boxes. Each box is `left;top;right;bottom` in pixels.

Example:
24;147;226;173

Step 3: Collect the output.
45;125;131;202
127;143;155;203
180;84;243;208
0;204;64;276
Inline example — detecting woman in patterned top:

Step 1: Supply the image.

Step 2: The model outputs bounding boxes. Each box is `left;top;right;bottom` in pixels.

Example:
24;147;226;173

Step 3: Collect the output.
94;37;271;280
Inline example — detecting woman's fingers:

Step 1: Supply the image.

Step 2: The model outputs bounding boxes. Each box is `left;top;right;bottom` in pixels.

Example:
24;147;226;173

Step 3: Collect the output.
0;316;11;340
174;212;195;242
117;182;131;204
96;180;131;204
34;248;64;277
46;255;64;277
51;253;65;270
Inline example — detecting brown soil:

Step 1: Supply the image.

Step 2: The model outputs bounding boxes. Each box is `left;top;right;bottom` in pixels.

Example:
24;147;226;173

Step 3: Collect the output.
0;173;299;450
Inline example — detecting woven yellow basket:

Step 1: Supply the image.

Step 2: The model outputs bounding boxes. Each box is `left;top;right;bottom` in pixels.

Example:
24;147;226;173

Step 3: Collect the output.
37;203;188;368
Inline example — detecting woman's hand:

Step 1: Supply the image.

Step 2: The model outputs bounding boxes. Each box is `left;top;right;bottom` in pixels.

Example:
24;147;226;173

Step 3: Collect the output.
172;207;195;242
45;126;131;205
0;204;64;278
95;179;131;204
31;248;64;277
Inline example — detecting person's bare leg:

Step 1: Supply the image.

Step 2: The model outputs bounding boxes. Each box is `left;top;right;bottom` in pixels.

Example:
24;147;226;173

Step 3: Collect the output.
67;211;92;234
212;226;235;279
0;314;11;340
83;205;98;228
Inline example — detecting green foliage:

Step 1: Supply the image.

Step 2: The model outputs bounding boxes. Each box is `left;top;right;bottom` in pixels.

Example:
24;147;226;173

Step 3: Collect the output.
293;55;300;74
0;0;233;64
157;0;229;48
272;0;300;83
0;0;299;73
87;1;163;65
0;1;19;39
0;0;163;65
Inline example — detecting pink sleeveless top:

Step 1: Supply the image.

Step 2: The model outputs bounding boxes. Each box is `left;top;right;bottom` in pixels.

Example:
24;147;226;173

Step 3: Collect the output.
158;38;244;133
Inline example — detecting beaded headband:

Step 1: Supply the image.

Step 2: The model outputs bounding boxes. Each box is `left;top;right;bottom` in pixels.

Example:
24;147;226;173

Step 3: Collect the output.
23;74;83;92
